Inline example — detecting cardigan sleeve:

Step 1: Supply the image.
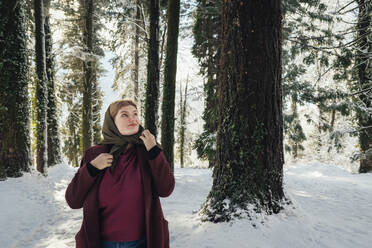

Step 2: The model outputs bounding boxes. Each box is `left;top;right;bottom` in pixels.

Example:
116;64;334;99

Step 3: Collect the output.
147;146;175;197
65;150;101;209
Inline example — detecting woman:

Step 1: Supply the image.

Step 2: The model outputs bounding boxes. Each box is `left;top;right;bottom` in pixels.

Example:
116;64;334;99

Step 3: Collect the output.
65;99;175;248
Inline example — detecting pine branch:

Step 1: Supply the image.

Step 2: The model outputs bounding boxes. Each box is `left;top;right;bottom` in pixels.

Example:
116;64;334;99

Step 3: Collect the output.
334;0;355;14
350;86;372;96
350;125;372;133
288;29;372;51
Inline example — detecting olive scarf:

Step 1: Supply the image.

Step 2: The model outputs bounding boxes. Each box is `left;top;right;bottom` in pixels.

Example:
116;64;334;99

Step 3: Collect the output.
99;106;145;173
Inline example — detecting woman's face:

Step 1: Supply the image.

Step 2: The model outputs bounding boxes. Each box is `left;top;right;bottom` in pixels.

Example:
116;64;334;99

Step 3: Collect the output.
114;105;140;135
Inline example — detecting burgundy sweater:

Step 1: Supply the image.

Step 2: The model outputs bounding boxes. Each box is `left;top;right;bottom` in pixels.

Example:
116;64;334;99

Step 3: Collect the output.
98;145;145;242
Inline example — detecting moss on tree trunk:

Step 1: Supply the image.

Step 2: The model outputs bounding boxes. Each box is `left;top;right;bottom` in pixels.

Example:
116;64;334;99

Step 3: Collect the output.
161;0;180;171
145;0;160;137
34;0;48;174
201;0;285;222
0;0;32;178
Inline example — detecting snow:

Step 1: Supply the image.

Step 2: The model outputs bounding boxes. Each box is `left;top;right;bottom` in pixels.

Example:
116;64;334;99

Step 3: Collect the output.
0;162;371;248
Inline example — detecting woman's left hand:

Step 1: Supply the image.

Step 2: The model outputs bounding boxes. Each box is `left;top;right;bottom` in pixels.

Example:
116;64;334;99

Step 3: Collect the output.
139;129;157;151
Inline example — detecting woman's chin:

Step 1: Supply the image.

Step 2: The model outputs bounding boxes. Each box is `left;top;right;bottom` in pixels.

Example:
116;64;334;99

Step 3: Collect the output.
121;126;139;135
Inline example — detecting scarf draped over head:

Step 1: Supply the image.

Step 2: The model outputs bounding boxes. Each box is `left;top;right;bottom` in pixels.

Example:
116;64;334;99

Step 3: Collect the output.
99;106;145;173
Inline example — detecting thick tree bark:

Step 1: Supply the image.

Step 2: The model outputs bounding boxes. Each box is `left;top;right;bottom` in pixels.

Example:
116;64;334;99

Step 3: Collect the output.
34;0;48;174
0;0;32;178
82;0;94;152
356;0;372;173
161;0;180;171
201;0;285;222
44;0;62;167
145;0;160;137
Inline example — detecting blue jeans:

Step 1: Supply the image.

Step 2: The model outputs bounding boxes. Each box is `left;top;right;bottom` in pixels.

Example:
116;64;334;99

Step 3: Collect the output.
101;238;146;248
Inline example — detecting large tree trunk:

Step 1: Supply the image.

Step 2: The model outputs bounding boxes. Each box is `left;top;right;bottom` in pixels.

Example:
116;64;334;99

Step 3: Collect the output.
34;0;48;174
145;0;160;137
201;0;285;222
161;0;180;171
356;0;372;173
44;0;62;167
81;0;94;152
0;0;32;179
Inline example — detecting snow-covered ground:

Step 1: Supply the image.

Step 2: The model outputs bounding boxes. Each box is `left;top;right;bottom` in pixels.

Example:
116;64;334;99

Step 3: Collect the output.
0;162;371;248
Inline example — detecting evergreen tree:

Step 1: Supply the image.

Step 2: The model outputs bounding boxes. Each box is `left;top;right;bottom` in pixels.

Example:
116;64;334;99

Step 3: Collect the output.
177;79;188;168
106;0;148;106
192;0;221;168
284;99;305;158
81;0;94;152
56;0;104;164
281;0;346;157
201;0;285;222
55;0;84;163
316;0;372;169
106;0;172;128
133;0;141;102
193;0;353;165
145;0;160;137
0;0;32;178
161;0;180;171
92;71;104;144
34;0;48;175
61;102;82;167
44;0;62;167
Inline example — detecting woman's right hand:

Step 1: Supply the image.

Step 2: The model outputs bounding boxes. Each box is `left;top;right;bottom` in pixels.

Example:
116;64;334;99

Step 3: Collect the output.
90;153;113;170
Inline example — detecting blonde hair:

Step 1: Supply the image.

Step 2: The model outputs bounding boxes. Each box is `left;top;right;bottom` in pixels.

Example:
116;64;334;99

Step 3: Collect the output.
109;100;137;118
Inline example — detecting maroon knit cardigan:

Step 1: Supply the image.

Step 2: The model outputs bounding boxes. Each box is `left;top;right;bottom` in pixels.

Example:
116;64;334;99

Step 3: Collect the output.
65;144;175;248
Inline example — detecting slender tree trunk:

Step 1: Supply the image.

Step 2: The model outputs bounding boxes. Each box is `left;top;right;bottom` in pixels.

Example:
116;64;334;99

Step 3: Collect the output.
201;0;284;222
161;0;180;171
133;0;140;103
330;107;336;129
145;0;160;137
92;72;102;144
0;0;32;178
356;0;372;173
178;80;183;168
82;0;94;152
180;79;188;169
34;0;48;174
316;106;323;155
290;100;298;158
44;0;61;167
159;24;167;70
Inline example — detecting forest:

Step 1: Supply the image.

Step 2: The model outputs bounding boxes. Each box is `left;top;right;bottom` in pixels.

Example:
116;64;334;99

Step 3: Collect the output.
0;0;371;247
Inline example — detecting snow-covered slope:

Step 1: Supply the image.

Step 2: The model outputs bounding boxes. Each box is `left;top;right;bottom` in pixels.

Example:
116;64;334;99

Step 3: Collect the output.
0;162;371;248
